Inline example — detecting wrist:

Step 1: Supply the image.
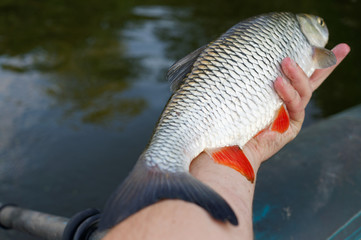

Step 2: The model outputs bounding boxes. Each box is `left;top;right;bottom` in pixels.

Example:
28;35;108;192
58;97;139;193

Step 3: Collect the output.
190;152;258;239
190;152;259;213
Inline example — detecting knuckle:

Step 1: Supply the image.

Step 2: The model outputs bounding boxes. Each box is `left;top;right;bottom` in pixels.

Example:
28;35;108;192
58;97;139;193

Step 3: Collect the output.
303;85;313;101
291;101;303;112
290;89;300;104
304;89;312;100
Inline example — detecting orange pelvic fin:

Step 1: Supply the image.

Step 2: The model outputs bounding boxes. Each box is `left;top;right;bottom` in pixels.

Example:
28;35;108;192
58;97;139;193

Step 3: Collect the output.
271;105;290;133
254;129;266;138
206;146;254;183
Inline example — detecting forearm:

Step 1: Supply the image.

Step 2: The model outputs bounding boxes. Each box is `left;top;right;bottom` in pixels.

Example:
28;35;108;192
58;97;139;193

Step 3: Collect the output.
103;152;260;240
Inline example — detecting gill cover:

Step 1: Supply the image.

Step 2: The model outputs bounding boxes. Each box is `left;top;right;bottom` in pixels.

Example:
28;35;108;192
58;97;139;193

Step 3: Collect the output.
296;13;329;48
297;14;336;68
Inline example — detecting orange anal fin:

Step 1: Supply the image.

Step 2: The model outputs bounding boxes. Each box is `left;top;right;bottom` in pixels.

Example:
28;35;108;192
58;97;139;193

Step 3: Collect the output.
206;146;254;183
271;105;290;133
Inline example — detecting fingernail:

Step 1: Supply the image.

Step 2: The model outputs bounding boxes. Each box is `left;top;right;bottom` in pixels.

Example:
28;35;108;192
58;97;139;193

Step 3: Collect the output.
282;58;295;72
277;76;287;85
281;76;288;85
288;58;296;68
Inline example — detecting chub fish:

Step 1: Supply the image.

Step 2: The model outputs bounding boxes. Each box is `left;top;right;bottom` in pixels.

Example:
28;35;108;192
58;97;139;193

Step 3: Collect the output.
99;12;336;229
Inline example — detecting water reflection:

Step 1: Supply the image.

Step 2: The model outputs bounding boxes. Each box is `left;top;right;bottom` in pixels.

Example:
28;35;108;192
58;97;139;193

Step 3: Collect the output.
0;1;152;126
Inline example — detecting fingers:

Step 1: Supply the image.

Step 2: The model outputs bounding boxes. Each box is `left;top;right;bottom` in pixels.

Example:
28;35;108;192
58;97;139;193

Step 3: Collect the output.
274;76;305;123
281;57;312;106
275;44;350;123
310;43;351;90
274;57;313;123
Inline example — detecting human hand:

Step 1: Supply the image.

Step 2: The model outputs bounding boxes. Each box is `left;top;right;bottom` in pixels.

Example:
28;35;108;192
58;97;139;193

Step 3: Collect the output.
242;43;351;168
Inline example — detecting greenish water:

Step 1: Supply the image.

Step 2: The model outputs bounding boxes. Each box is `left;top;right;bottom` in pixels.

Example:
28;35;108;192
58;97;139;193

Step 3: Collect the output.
0;0;360;239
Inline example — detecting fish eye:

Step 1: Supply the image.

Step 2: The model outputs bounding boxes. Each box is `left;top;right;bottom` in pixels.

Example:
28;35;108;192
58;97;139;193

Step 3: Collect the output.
317;17;325;27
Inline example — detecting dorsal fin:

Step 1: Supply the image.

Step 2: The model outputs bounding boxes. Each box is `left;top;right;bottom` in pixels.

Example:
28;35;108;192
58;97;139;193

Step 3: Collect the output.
167;45;207;92
313;47;337;69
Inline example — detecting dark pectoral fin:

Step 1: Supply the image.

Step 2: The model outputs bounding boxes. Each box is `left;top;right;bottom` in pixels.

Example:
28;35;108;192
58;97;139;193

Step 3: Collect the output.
167;45;207;92
206;146;255;183
313;47;337;69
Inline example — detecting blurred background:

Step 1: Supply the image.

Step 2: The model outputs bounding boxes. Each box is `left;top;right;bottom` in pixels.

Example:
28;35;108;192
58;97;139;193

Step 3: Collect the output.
0;0;360;239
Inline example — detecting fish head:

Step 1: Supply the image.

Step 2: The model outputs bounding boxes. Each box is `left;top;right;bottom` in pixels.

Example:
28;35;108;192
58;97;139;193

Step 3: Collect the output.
296;13;329;48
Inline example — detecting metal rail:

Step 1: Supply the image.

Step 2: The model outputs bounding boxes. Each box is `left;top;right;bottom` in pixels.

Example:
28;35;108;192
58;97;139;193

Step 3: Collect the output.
0;203;106;240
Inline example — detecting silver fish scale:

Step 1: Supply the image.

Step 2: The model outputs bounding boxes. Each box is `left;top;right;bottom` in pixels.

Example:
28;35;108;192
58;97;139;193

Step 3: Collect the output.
144;12;314;172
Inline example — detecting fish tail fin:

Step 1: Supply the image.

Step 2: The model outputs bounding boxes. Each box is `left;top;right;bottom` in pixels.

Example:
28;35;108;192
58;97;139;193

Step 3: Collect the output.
98;159;238;230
